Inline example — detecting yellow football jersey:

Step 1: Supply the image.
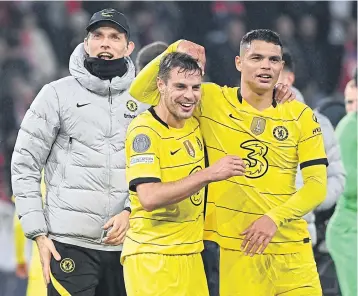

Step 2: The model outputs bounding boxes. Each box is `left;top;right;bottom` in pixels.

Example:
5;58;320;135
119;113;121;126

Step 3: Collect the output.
200;84;327;254
122;107;206;259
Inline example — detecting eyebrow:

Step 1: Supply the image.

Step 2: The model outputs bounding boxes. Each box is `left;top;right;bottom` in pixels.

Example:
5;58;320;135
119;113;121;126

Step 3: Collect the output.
249;53;282;60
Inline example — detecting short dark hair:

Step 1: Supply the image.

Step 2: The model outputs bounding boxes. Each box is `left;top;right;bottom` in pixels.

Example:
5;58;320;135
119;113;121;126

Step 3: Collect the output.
240;29;283;54
158;52;202;83
136;41;168;72
282;49;295;73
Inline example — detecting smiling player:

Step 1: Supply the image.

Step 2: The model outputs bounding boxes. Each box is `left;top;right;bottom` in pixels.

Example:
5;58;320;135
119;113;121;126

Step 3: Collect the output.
122;52;246;296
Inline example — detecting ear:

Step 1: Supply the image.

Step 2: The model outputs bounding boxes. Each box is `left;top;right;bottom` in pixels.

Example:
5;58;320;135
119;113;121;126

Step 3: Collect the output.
157;77;165;94
124;41;135;57
235;56;242;72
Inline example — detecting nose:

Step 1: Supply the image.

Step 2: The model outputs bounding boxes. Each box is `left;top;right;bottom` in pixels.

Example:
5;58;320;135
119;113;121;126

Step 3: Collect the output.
100;37;110;49
260;58;271;69
183;87;195;100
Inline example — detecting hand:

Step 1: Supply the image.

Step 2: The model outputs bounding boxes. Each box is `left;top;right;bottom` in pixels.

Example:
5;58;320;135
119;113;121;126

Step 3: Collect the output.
102;210;130;245
35;235;61;284
241;215;278;256
15;263;28;279
274;83;296;103
208;155;246;182
177;40;206;75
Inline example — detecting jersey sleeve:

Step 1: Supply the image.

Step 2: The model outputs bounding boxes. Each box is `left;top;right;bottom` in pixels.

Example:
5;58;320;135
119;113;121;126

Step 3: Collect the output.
129;40;182;106
125;126;162;192
298;107;328;169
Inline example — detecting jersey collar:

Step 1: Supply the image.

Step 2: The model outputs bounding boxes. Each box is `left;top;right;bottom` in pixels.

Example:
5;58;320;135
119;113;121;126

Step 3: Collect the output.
148;106;169;129
237;88;277;108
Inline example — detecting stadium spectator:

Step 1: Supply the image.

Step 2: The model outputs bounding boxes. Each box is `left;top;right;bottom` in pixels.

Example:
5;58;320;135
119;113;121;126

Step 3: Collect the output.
326;77;357;296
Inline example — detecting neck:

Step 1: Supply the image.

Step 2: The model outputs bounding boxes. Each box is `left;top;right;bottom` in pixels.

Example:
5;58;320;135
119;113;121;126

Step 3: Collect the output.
154;101;185;129
240;82;274;111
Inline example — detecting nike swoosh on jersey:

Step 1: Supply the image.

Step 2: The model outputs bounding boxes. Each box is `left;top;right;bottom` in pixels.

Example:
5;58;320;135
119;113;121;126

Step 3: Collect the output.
170;148;181;155
229;114;243;121
77;103;91;108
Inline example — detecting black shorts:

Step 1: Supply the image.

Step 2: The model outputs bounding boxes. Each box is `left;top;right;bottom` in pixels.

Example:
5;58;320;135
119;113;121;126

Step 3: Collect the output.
48;240;126;296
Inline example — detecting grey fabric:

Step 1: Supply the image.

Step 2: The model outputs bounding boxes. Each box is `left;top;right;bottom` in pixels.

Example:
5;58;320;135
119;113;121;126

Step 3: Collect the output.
11;43;148;251
293;87;346;246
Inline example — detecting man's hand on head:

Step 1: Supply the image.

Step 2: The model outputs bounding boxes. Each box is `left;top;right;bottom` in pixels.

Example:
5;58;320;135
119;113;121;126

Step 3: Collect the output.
177;40;206;75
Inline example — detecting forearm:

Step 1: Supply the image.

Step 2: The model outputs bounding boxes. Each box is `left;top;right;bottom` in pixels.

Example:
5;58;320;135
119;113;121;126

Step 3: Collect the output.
266;165;327;227
316;173;345;211
137;168;211;211
129;40;182;104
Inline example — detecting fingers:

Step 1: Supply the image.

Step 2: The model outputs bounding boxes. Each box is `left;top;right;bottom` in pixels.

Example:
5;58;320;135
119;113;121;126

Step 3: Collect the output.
41;253;51;284
49;242;61;261
103;217;114;230
105;231;127;245
243;233;261;255
177;40;206;74
258;236;272;254
274;83;288;102
240;228;254;251
287;92;295;102
248;235;265;256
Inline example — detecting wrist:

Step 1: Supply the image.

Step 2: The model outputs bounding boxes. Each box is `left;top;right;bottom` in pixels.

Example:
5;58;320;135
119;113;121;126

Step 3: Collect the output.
123;207;131;214
199;167;213;184
34;234;47;243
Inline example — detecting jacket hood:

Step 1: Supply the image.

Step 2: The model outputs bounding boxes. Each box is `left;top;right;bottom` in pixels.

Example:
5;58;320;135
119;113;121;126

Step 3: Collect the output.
69;43;135;96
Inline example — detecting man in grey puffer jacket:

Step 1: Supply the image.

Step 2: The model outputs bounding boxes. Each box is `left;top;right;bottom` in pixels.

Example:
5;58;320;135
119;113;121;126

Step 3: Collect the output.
11;9;148;296
278;50;346;247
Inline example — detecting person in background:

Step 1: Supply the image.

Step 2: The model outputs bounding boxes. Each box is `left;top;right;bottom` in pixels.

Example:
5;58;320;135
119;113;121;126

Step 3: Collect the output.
277;49;346;248
326;78;357;296
344;69;357;113
135;41;168;73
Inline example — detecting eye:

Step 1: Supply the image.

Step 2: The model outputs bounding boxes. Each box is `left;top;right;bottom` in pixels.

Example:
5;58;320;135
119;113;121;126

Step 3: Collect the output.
270;57;281;63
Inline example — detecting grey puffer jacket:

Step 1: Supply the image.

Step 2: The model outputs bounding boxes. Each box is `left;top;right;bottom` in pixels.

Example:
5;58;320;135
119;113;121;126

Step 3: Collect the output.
293;87;346;246
11;43;148;251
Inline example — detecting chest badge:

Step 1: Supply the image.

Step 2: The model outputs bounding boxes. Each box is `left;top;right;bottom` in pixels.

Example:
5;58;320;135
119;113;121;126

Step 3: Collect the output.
126;100;138;112
183;140;195;158
250;117;266;135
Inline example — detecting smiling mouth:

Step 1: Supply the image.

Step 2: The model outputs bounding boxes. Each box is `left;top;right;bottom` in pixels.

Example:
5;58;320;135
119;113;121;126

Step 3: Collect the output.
97;53;114;60
257;74;272;79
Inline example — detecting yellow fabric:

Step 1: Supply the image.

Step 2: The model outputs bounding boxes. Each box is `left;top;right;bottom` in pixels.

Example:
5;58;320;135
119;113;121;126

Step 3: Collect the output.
128;48;328;254
122;110;205;259
129;40;181;106
13;214;27;265
220;247;322;296
200;85;327;254
50;272;71;296
26;246;46;296
13;170;47;296
123;253;209;296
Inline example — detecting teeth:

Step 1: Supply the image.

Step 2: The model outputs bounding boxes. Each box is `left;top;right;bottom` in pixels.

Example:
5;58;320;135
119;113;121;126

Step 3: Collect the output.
181;103;192;107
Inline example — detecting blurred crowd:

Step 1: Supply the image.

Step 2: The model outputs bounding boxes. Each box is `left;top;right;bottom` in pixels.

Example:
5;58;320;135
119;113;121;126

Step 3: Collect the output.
0;1;356;296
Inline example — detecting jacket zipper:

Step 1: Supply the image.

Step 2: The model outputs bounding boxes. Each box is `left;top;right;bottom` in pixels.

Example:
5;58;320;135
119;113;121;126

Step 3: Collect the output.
107;87;112;219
